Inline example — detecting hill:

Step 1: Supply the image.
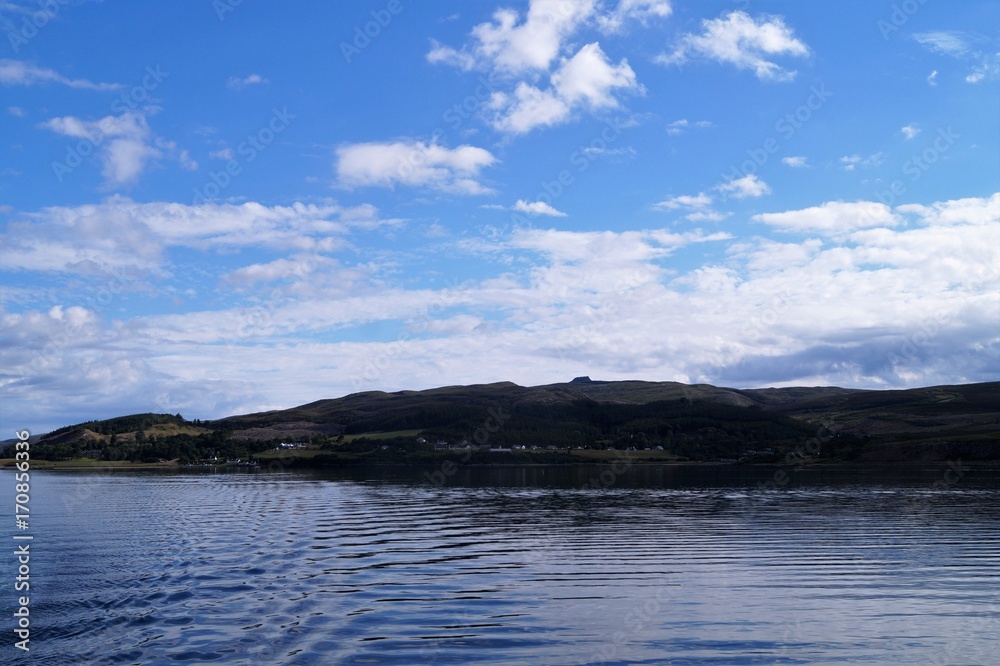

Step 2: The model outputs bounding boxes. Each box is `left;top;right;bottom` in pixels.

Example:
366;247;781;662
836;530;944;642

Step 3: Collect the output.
6;380;999;465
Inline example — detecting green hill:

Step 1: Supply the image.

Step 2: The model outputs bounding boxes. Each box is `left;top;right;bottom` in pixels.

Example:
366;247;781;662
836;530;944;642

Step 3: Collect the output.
8;380;999;464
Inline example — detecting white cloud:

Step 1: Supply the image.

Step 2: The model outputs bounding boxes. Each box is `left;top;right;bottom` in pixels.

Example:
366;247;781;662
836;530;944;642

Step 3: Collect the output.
657;10;809;81
221;254;367;295
513;200;567;217
652;192;728;221
0;59;121;90
653;192;712;210
912;31;973;57
966;52;1000;83
8;105;24;116
3;195;997;433
0;198;386;275
227;73;268;90
508;226;728;268
486;83;570;133
782;156;808;168
717;173;770;199
901;123;921;140
429;0;646;133
429;0;597;74
552;42;638;107
911;32;998;84
666;118;712;136
487;42;640;134
839;152;885;171
897;192;1000;227
40;112;162;186
335;140;497;194
753;200;899;234
209;148;235;160
597;0;672;33
581;145;635;158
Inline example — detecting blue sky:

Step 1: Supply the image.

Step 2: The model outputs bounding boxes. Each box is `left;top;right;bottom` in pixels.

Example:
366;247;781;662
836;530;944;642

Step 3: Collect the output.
1;0;998;434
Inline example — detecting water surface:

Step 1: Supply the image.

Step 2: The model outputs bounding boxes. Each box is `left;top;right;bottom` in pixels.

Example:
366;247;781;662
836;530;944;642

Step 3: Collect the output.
2;464;998;664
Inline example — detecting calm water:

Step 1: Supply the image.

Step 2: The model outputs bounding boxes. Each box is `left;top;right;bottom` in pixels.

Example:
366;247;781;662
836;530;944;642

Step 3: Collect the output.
2;464;999;665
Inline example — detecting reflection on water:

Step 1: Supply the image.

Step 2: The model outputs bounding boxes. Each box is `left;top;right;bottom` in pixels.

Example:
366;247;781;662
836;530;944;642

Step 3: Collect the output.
1;464;998;664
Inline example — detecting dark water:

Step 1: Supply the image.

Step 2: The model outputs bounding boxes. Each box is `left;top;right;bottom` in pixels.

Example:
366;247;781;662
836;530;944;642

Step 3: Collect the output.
2;464;999;665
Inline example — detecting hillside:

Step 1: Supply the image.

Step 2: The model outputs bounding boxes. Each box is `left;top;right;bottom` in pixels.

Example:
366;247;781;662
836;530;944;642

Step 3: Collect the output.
7;379;1000;464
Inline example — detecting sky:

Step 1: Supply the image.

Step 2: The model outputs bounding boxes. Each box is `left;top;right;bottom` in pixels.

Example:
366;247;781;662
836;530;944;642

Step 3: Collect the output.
1;0;998;434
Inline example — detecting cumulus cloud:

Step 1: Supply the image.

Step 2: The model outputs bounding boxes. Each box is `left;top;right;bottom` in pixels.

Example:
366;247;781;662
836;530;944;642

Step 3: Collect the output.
0;300;267;434
39;112;191;187
657;10;809;81
782;156;808;167
0;59;121;90
753;200;899;234
901;123;921;140
335;140;497;194
427;0;597;73
487;42;640;133
717;174;770;199
428;0;647;133
512;200;567;217
896;192;999;227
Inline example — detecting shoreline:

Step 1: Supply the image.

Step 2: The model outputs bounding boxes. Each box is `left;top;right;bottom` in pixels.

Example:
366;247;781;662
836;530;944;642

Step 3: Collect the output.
2;458;998;472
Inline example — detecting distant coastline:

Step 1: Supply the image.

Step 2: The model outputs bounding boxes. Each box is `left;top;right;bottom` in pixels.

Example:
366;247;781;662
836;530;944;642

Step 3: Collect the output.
3;379;998;468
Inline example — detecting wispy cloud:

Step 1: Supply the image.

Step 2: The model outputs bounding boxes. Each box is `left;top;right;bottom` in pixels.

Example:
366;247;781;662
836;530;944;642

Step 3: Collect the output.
666;118;713;136
653;192;728;221
911;31;999;84
0;59;121;90
656;10;809;81
912;31;973;57
839;152;885;171
227;73;268;90
966;52;1000;83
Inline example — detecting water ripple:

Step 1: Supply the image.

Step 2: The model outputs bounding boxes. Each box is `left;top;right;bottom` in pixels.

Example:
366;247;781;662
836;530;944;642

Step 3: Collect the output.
1;466;998;664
